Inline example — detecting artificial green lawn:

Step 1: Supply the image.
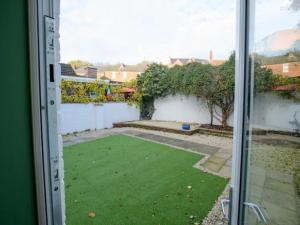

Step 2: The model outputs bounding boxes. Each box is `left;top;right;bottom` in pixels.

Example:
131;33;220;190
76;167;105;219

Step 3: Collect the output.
64;135;227;225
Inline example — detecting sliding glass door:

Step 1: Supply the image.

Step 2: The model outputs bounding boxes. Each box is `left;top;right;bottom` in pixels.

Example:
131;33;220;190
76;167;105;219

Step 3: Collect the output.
236;0;300;224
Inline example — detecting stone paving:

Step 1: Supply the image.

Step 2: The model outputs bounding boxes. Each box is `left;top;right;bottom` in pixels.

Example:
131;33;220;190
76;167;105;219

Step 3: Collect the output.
63;128;124;146
245;167;300;225
245;140;300;225
125;130;219;155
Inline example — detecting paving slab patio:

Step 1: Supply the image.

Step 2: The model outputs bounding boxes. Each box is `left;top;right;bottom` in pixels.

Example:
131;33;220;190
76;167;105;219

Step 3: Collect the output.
245;167;300;225
125;130;219;155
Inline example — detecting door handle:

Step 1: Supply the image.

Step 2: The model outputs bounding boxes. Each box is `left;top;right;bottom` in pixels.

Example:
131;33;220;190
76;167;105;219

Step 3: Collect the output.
244;202;269;225
221;199;230;219
220;199;269;225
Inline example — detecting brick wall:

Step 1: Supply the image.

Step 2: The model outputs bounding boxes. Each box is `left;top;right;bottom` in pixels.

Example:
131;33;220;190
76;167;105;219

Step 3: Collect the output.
264;61;300;77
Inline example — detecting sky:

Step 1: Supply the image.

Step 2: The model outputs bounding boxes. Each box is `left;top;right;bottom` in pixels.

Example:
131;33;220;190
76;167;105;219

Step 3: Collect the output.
60;0;299;64
60;0;236;64
253;0;300;42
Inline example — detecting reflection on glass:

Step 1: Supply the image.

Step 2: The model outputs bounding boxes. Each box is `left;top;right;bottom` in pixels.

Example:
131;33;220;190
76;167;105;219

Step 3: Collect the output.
244;0;300;224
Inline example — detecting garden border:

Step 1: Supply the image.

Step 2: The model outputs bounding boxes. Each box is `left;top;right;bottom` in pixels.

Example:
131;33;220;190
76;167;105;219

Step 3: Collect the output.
114;122;233;138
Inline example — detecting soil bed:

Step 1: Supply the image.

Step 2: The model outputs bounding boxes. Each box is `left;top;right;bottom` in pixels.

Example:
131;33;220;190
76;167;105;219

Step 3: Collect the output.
200;124;233;132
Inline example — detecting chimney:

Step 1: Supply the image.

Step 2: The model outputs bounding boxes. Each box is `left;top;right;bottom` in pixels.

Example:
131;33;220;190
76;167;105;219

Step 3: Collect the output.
209;50;213;62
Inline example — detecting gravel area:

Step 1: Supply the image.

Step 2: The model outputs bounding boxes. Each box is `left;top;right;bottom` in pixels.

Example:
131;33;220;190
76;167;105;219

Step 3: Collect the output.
202;184;230;225
250;143;300;176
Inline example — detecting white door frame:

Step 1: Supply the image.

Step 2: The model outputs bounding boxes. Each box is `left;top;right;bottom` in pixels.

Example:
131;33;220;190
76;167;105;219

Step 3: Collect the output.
27;0;252;224
231;0;251;224
28;0;64;224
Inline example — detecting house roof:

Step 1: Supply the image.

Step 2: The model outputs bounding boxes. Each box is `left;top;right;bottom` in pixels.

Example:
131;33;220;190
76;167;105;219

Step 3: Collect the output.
263;61;300;66
170;58;189;64
96;62;149;72
170;58;208;65
75;66;97;73
194;59;209;64
60;63;77;76
74;66;98;78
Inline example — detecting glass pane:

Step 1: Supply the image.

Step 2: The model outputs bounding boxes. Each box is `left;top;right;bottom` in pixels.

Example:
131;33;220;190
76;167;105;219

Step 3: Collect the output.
243;0;300;224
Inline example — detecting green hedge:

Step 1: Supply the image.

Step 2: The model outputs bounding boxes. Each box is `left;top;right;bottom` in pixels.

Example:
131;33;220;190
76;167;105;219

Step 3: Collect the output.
137;54;299;125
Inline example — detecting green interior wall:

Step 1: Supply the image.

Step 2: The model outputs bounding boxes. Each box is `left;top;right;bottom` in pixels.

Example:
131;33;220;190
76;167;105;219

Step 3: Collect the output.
0;0;38;224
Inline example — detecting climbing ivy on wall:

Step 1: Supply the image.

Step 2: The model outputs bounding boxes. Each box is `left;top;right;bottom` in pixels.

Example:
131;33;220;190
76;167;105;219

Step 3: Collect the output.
61;80;142;105
137;63;170;119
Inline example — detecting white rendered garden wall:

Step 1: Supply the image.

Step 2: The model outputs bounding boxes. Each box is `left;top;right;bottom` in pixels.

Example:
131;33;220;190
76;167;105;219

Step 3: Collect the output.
61;103;140;134
252;92;300;132
152;94;234;126
152;93;300;132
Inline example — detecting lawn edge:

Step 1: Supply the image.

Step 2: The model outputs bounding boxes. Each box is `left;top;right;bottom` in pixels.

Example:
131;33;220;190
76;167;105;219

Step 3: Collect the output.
123;133;227;179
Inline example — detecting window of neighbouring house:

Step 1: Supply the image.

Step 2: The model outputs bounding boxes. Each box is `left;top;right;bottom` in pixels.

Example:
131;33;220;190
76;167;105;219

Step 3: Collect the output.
123;71;127;79
283;63;289;73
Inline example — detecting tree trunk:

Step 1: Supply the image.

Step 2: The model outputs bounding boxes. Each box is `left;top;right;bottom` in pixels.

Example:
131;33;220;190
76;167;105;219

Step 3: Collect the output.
210;105;214;126
207;102;214;126
221;109;230;127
